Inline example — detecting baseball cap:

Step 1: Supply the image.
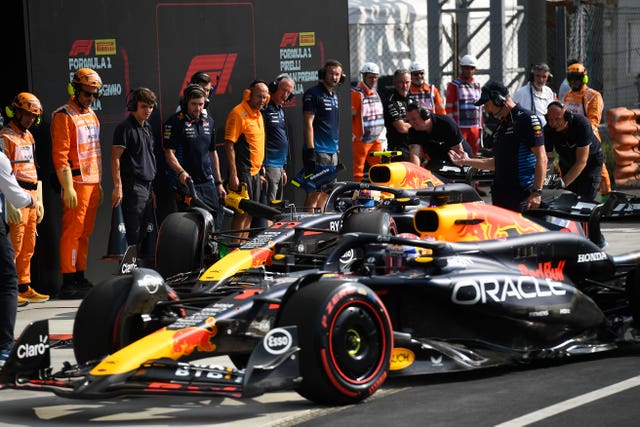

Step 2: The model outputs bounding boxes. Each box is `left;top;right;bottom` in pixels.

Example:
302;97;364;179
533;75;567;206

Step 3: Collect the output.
474;81;509;106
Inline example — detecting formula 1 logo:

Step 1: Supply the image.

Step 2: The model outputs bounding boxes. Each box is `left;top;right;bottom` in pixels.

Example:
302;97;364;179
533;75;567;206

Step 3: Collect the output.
181;54;237;95
69;40;93;56
279;32;316;47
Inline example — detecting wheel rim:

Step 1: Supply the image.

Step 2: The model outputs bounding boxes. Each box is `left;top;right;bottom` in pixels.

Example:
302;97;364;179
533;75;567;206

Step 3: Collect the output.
329;303;385;383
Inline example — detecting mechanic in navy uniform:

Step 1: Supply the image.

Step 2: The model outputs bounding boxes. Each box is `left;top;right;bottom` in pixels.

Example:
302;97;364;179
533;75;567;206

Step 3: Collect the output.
111;87;158;248
544;101;603;201
0;115;37;364
263;74;295;206
405;102;472;171
302;59;343;212
163;84;226;230
383;69;413;162
449;81;547;212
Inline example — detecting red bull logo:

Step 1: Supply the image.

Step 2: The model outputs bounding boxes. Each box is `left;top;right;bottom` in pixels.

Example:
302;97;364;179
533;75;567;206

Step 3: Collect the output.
171;317;218;356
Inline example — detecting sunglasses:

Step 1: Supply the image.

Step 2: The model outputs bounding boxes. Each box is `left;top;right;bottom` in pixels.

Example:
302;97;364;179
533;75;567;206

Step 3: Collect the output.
566;73;584;81
411;71;424;75
81;90;101;99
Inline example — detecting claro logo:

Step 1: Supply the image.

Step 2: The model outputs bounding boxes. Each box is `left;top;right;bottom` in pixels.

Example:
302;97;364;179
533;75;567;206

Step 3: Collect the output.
181;54;237;95
17;334;49;359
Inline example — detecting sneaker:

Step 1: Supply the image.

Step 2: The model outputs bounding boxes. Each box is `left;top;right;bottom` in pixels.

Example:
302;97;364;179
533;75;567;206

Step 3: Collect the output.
57;285;89;300
0;348;11;368
17;295;29;307
19;287;50;303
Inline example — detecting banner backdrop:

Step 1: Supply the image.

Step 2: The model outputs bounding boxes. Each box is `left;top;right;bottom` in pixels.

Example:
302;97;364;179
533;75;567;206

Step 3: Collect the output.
13;0;350;293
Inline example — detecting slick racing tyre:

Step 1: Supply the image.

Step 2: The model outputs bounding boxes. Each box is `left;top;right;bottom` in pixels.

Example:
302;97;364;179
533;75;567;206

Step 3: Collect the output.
73;275;136;364
73;273;180;364
156;212;203;278
341;209;398;236
340;210;397;271
278;280;393;405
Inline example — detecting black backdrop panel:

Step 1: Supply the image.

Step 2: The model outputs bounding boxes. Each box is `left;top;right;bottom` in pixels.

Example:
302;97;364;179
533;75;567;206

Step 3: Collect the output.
17;0;350;292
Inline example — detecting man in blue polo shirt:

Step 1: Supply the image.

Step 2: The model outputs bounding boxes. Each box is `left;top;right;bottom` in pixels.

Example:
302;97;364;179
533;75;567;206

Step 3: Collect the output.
449;81;547;212
264;74;295;206
302;59;343;212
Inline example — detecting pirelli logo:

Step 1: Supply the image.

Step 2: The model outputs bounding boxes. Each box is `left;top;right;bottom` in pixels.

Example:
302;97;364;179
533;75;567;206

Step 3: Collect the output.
299;32;315;46
95;39;116;55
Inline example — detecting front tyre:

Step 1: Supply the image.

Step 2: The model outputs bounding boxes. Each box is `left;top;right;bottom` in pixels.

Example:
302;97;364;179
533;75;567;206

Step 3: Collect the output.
278;280;392;405
73;275;134;364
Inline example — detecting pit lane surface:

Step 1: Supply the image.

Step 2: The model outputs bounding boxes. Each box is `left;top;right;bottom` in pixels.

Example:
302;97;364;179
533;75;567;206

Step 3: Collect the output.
1;223;639;427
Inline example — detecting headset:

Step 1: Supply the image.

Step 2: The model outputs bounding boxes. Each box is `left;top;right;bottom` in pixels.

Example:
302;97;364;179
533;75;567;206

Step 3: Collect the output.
268;74;294;102
5;94;42;126
418;107;431;121
180;84;208;111
406;101;431;121
126;87;156;112
546;100;573;122
242;80;270;104
486;88;506;107
190;71;211;85
318;62;346;85
529;63;553;82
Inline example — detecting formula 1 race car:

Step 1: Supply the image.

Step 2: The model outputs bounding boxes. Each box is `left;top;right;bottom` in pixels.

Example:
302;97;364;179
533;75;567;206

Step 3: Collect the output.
2;224;640;405
149;159;608;296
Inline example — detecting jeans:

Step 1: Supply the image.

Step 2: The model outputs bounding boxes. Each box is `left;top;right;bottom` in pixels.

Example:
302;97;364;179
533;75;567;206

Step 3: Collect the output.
0;221;18;350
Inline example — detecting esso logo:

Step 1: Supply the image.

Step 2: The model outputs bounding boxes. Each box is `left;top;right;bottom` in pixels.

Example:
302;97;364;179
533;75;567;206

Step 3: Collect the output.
263;328;292;355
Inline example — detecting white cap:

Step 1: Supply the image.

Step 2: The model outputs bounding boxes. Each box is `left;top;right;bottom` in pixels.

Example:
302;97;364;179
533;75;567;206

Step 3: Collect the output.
360;62;380;75
409;61;424;73
460;54;478;68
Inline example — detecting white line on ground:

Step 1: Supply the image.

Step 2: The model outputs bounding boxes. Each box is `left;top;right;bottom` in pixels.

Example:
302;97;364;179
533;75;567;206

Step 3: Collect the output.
494;375;640;427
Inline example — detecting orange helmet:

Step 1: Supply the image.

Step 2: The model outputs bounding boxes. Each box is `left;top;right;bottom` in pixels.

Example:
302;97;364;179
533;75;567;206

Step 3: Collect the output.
567;63;587;75
12;92;42;115
72;68;102;88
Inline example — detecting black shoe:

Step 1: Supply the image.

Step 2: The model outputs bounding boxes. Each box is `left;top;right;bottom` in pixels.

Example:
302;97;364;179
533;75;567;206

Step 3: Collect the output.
77;278;94;290
57;285;90;300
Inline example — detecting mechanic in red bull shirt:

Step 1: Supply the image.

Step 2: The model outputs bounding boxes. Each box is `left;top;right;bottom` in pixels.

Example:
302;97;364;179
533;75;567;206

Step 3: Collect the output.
302;59;343;212
449;81;547;212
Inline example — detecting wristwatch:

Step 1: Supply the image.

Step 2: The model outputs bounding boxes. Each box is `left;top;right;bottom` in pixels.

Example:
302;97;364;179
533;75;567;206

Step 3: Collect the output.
530;188;543;195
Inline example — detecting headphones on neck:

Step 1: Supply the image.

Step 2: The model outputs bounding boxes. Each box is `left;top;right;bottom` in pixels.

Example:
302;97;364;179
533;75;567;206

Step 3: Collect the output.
268;74;294;102
180;84;207;111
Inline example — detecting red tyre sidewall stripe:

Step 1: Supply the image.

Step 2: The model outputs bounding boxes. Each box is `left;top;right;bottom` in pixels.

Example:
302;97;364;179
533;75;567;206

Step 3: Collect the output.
321;295;390;395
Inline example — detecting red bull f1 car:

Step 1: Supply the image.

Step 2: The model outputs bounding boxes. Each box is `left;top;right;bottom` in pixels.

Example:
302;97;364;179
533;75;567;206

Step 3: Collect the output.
2;185;640;405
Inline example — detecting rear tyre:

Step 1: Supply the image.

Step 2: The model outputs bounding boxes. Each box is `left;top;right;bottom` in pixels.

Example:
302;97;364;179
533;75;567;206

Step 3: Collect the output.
156;212;203;278
73;275;135;364
278;281;392;405
341;210;397;236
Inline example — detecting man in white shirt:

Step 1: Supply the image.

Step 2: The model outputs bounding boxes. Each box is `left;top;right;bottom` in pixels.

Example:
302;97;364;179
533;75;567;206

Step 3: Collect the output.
513;63;556;127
